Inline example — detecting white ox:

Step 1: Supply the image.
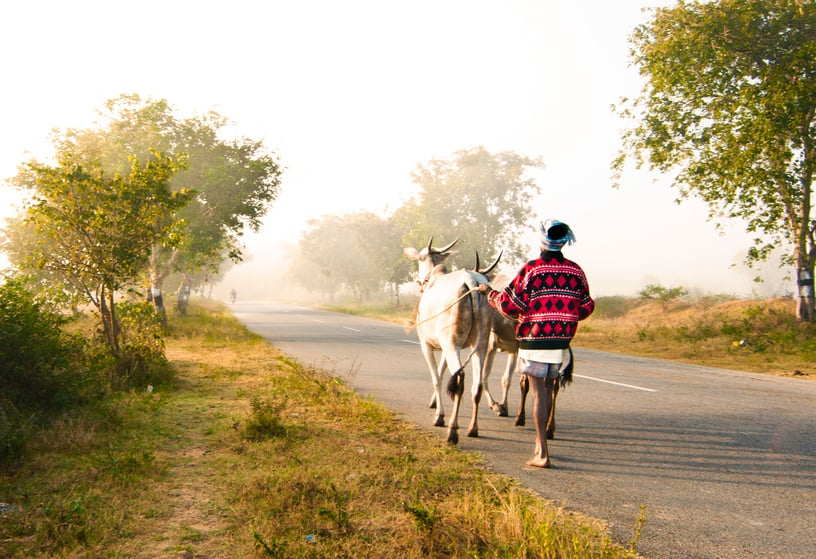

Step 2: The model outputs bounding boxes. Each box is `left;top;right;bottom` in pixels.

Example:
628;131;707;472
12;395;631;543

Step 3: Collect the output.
404;238;493;445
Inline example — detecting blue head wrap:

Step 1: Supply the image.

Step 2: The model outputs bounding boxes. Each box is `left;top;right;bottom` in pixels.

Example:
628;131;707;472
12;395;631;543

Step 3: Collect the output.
539;219;576;251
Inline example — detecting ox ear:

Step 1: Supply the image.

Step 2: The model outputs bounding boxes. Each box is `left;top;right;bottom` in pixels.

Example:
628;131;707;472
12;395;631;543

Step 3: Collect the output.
404;247;420;260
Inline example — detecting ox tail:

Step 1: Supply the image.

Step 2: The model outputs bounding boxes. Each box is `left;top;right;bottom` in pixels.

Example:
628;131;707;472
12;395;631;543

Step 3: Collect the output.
560;347;574;388
446;368;465;399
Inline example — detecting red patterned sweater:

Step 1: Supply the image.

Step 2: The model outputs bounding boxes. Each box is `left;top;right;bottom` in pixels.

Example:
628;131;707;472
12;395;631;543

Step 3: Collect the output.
487;251;594;350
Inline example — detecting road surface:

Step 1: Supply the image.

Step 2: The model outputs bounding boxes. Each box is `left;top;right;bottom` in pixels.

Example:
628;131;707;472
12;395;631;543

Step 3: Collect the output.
232;301;816;559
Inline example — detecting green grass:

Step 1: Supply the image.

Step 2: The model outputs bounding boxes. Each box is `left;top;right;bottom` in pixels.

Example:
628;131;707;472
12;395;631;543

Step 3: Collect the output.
0;300;644;558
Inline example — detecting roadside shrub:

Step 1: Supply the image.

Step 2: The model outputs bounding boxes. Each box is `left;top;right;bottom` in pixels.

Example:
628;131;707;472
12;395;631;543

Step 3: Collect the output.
0;278;90;463
0;278;87;412
0;399;28;463
241;397;288;441
111;301;174;389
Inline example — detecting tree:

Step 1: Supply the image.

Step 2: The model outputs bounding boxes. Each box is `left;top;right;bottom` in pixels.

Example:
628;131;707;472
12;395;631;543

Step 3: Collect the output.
12;149;191;354
400;146;544;270
614;0;816;320
52;94;283;314
638;283;689;311
290;212;405;303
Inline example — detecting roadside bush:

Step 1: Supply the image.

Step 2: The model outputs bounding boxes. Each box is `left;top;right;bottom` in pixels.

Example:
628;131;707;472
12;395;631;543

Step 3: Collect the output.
0;279;89;463
0;278;87;412
109;301;174;389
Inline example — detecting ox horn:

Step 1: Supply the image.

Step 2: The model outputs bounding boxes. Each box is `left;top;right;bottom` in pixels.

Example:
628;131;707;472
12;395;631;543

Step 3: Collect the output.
432;238;458;254
476;250;503;276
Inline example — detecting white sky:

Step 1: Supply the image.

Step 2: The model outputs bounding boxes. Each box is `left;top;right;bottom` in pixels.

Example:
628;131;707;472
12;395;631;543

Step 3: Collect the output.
0;0;793;298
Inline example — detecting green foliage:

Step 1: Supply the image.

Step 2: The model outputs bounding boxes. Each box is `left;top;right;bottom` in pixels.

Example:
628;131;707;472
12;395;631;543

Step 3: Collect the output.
0;278;87;413
615;0;816;319
12;147;191;353
317;482;353;534
628;505;647;553
0;278;90;463
57;93;283;280
404;501;441;532
638;284;688;303
0;400;27;465
400;145;544;268
241;397;288;441
112;301;174;389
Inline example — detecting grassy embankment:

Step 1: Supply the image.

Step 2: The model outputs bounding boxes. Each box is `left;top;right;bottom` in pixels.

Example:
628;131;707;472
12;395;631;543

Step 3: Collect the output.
0;300;644;559
326;294;816;379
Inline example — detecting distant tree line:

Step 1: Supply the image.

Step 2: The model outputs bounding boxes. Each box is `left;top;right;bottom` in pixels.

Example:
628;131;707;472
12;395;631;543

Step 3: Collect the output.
287;146;545;304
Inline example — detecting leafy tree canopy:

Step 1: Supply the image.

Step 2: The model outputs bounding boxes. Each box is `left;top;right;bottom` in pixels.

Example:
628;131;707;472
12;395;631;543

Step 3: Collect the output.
614;0;816;319
54;94;283;276
12;148;190;352
401;146;544;270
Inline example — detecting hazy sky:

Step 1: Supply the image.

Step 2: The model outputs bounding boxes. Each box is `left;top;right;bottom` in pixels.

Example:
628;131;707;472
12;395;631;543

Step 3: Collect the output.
0;1;792;298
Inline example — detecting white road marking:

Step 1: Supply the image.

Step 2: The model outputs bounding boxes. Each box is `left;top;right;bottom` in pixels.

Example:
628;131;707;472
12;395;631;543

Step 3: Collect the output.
574;374;657;392
402;340;420;345
343;327;361;332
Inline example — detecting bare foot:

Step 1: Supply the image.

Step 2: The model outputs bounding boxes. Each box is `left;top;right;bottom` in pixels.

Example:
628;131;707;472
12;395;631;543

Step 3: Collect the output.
525;457;551;468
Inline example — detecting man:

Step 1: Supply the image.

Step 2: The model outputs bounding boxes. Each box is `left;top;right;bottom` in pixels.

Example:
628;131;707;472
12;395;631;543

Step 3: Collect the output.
478;219;594;467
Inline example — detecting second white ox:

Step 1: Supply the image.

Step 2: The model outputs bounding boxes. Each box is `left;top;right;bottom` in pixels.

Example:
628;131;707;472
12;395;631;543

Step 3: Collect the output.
404;238;493;445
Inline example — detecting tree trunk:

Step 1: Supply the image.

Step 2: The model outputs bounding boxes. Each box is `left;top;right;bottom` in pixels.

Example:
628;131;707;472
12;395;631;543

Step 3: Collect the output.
176;274;191;316
796;267;815;322
147;244;179;325
99;286;121;356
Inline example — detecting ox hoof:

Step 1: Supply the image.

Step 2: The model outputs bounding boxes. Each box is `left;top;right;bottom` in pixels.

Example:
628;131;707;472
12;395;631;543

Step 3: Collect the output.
467;428;479;438
489;402;508;417
546;432;555;440
433;415;445;428
447;430;459;445
515;417;526;427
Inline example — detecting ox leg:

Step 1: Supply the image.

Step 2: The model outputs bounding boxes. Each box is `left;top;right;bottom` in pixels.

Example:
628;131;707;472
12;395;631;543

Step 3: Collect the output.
420;344;445;427
546;381;560;440
497;351;517;418
428;362;449;409
515;373;529;427
466;349;487;438
441;348;465;444
482;347;504;416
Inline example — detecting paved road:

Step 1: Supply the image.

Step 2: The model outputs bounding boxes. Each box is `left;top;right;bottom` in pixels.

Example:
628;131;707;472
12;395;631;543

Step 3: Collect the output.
232;301;816;559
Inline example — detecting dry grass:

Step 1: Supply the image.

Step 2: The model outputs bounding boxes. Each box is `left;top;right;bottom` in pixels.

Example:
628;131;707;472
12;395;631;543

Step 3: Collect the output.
575;297;816;378
0;301;643;559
